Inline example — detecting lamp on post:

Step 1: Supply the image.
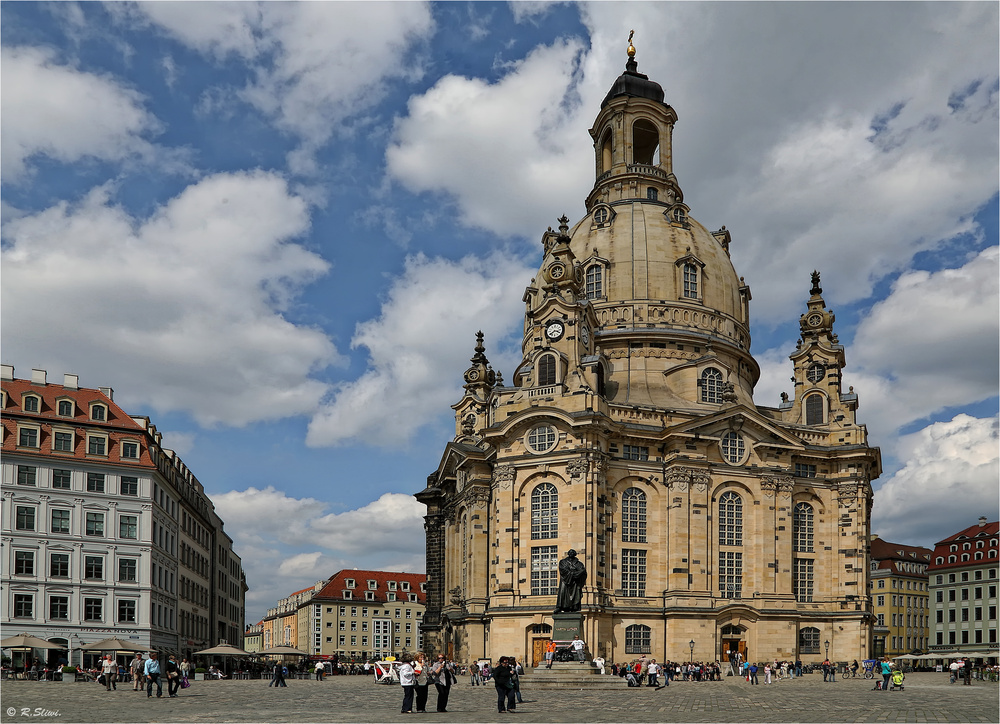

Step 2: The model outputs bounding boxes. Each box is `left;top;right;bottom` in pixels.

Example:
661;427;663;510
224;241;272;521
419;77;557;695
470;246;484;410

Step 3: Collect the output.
689;639;695;662
825;640;830;659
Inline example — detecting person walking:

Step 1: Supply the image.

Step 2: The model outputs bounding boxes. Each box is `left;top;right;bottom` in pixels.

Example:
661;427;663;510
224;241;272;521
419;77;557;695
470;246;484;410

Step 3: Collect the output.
430;653;457;713
314;661;325;681
470;661;481;686
144;652;162;698
269;661;287;688
963;658;973;685
647;659;659;687
399;654;416;714
101;655;118;691
492;656;517;713
130;654;145;692
749;662;759;685
512;659;524;704
180;658;191;680
165;655;181;698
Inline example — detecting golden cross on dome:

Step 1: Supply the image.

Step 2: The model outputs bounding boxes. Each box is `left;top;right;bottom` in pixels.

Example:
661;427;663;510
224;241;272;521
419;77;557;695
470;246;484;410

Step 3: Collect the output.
627;30;635;58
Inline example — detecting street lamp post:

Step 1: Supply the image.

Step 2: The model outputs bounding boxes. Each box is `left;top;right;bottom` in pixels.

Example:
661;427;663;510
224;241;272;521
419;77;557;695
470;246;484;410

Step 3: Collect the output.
689;639;695;663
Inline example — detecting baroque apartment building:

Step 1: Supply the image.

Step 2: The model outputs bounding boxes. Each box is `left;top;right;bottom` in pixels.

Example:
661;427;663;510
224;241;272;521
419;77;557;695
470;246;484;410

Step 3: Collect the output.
417;43;882;667
259;570;426;661
868;536;932;657
928;518;999;655
1;366;246;664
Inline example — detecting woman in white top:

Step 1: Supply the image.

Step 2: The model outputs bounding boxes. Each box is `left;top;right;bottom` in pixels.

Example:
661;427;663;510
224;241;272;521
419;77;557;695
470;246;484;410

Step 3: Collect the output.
399;654;416;714
101;655;117;691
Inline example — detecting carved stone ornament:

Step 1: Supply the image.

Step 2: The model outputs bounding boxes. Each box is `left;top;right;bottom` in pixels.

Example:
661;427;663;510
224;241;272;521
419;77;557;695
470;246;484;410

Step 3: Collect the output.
838;481;860;498
665;465;706;492
567;457;590;478
463;486;491;508
449;586;463;605
462;414;476;435
760;475;794;498
455;470;466;494
493;465;516;490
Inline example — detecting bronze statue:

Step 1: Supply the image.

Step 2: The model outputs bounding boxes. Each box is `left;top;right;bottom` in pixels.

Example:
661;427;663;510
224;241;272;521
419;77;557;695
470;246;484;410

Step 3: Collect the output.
555;549;586;612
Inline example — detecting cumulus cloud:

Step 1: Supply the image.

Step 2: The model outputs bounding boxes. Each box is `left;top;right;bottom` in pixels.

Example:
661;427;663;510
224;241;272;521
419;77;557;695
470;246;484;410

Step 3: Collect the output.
306;251;535;447
1;171;338;426
872;414;999;546
212;487;427;620
0;45;164;180
128;2;435;172
843;246;999;445
387;37;591;237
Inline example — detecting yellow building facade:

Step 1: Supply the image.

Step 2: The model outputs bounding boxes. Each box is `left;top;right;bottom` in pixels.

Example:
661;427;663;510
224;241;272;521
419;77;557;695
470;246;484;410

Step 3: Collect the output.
868;536;932;657
417;44;881;667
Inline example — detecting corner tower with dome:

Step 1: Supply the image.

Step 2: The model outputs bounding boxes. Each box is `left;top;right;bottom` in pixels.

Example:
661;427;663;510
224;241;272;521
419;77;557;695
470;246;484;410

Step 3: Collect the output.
416;39;881;667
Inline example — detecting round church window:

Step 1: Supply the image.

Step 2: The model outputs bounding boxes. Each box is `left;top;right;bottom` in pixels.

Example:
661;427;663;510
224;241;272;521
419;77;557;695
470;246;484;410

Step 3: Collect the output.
720;431;746;465
806;363;825;383
527;425;557;453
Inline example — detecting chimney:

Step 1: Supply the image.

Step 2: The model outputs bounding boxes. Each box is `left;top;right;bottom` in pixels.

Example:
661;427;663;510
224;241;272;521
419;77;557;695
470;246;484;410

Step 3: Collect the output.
63;373;79;390
0;365;13;381
31;369;47;385
980;516;987;527
98;386;114;401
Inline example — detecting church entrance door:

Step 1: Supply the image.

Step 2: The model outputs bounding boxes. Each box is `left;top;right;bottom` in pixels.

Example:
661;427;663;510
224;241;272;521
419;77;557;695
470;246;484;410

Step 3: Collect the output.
532;639;550;668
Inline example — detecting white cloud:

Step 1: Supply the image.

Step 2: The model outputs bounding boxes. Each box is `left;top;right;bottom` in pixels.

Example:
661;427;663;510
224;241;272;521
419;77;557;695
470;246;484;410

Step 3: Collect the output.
872;414;999;546
211;487;427;621
306;251;535;447
0;45;163;180
130;2;435;170
387;37;591;237
1;170;338;426
843;246;999;445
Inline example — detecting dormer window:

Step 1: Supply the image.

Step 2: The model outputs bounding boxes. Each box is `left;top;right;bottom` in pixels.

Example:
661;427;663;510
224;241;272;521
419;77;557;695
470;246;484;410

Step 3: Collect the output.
585;264;604;299
400;581;410;591
673;208;686;224
365;591;376;601
57;400;74;416
90;404;106;421
409;593;418;602
387;581;397;591
420;583;426;592
345;578;355;589
700;367;723;404
23;395;40;413
368;580;377;590
683;263;698;298
121;441;140;460
387;592;396;601
343;590;352;599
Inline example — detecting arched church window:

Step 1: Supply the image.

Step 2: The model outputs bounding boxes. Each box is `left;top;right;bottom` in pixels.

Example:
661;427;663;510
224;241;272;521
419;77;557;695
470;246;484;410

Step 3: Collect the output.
793;503;814;553
673;208;687;224
585;264;603;300
596;363;606;397
600;128;613;174
621;487;647;543
632;119;659;165
538;354;556;386
527;425;556;453
799;627;820;654
805;394;824;425
683;263;698;298
625;624;651;654
719;491;743;546
700;368;723;403
531;483;558;539
646;187;658;201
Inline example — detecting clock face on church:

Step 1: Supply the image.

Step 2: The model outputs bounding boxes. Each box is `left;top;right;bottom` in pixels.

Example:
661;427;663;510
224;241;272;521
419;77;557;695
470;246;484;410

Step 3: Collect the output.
545;320;565;341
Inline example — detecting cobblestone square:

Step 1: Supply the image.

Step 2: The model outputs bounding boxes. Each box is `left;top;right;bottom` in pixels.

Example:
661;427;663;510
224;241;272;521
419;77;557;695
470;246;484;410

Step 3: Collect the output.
1;672;997;723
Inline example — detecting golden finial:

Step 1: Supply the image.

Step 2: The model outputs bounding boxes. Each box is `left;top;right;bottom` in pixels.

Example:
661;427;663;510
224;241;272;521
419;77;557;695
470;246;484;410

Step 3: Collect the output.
627;30;635;58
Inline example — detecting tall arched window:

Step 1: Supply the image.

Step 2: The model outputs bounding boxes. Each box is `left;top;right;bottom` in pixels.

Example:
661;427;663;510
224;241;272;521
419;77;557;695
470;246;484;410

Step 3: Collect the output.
538;354;556;386
805;394;824;425
585;264;603;300
683;262;698;298
793;503;814;553
625;624;651;654
531;483;558;540
646;187;658;201
621;487;647;543
701;368;723;404
600;129;613;174
799;627;820;654
632;119;659;165
718;491;743;599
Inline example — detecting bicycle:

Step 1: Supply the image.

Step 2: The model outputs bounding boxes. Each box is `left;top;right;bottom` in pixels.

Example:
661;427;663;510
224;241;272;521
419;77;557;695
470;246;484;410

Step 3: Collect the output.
842;666;861;679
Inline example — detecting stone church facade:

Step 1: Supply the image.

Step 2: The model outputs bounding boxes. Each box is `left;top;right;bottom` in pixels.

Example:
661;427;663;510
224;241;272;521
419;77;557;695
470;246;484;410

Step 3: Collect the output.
417;43;881;668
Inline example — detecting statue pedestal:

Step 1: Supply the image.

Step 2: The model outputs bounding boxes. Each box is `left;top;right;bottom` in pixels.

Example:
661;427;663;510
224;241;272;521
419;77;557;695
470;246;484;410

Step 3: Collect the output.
551;612;583;643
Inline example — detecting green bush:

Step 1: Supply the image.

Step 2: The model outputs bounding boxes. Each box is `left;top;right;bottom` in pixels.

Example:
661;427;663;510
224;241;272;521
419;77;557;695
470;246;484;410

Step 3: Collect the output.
194;667;207;673
61;666;77;674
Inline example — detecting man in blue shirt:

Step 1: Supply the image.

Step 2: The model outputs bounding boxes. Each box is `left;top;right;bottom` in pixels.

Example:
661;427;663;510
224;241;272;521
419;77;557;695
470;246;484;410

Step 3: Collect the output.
144;651;162;698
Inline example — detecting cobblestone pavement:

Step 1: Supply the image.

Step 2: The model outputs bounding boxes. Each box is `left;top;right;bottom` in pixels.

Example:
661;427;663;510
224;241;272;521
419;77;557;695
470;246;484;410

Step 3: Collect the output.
1;672;997;724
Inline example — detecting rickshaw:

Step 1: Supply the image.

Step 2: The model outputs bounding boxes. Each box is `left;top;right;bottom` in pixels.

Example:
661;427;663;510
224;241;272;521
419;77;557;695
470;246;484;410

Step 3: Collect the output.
373;660;402;685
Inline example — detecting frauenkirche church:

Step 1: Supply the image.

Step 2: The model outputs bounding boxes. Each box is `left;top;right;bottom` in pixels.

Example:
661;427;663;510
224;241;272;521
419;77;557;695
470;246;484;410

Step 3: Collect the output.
417;39;881;667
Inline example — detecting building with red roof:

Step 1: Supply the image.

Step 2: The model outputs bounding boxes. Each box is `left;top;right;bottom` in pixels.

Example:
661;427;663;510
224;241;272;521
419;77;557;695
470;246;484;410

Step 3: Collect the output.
927;517;999;655
1;366;246;667
868;536;933;657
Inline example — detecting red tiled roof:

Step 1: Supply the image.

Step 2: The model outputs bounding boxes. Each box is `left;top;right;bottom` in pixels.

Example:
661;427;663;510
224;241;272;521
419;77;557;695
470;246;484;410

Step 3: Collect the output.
928;520;999;571
870;538;933;573
314;569;426;605
2;377;155;469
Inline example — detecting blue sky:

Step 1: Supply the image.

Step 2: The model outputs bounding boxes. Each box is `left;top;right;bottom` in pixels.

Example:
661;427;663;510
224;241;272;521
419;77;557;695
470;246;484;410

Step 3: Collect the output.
2;2;997;625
